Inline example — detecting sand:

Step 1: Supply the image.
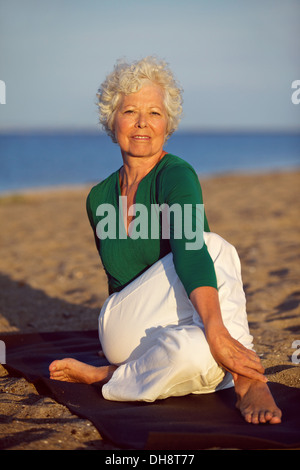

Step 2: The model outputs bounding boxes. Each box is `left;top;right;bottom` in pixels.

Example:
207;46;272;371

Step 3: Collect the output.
0;169;299;449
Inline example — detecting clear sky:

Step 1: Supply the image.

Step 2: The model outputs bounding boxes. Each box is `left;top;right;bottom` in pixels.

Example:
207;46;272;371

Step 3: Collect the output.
0;0;299;132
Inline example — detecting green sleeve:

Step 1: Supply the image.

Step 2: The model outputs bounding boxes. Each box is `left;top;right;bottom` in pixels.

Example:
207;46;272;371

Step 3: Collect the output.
158;165;217;296
86;190;100;252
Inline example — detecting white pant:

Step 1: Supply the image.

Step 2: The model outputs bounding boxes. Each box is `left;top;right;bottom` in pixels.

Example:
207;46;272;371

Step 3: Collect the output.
98;232;253;402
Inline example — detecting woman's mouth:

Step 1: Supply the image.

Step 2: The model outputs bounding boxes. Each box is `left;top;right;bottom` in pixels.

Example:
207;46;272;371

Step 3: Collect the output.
132;135;150;141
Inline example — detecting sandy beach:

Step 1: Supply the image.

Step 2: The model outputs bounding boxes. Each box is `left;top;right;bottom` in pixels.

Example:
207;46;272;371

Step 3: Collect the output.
0;169;299;450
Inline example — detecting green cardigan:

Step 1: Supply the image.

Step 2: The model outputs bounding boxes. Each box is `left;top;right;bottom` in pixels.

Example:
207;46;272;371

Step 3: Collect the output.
86;153;217;296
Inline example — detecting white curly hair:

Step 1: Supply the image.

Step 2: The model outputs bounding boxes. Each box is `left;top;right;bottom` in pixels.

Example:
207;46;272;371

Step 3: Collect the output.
97;56;183;142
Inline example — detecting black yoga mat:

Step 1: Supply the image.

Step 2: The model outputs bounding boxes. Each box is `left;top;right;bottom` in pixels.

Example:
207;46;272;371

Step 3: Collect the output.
1;330;300;450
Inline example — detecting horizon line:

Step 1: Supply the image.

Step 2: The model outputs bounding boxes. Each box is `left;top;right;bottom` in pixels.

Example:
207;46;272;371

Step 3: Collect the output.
0;126;300;135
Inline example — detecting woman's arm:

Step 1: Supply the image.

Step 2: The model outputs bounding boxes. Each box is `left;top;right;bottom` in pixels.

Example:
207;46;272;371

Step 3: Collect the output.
159;163;218;295
189;286;267;383
159;161;266;382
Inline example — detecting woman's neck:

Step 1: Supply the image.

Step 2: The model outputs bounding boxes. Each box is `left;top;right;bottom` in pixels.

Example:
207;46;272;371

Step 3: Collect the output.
120;150;167;188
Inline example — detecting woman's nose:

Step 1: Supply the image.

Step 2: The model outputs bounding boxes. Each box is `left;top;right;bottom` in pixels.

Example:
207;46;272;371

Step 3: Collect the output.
135;112;147;128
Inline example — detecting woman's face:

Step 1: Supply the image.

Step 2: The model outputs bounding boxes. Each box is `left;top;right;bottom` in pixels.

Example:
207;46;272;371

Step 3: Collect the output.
114;83;168;161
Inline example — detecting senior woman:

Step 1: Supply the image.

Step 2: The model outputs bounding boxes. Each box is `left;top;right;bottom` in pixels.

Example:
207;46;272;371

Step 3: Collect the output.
49;57;281;424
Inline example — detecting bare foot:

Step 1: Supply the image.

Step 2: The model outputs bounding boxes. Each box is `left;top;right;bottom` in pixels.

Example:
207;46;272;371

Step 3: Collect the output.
234;375;282;424
49;358;116;384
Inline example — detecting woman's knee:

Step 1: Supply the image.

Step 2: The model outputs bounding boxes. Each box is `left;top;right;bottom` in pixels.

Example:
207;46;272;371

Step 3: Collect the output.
204;232;239;265
159;326;214;372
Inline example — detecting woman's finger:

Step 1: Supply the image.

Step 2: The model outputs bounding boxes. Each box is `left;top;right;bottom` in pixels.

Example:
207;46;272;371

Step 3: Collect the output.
224;361;268;383
242;351;265;373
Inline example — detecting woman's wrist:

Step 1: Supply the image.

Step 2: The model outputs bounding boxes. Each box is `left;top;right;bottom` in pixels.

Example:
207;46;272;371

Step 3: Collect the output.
189;285;227;342
204;318;229;345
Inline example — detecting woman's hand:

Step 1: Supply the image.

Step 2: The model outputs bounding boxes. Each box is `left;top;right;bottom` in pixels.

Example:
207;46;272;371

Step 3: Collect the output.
189;285;267;383
206;326;267;383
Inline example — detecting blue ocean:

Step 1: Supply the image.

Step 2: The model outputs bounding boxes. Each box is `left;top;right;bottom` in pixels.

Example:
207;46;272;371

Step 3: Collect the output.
0;131;299;194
